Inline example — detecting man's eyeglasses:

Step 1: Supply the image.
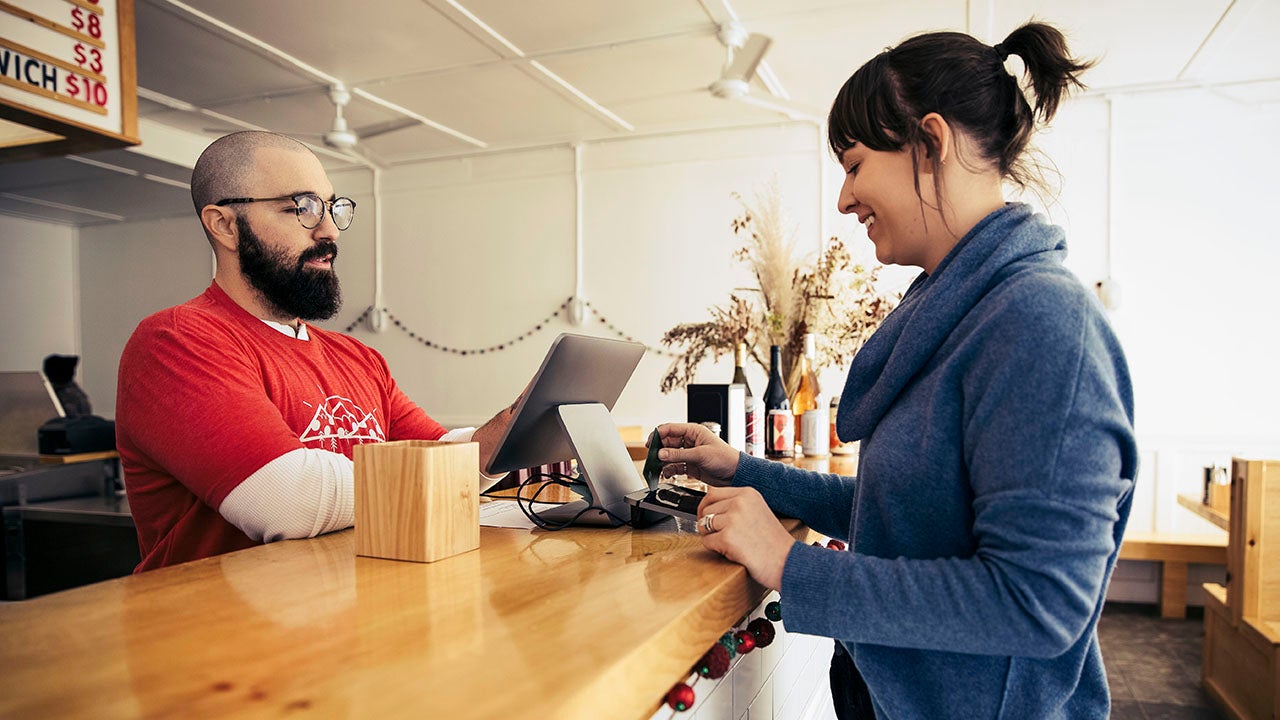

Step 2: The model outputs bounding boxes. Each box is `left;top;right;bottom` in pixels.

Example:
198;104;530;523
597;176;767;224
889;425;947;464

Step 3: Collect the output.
215;193;357;231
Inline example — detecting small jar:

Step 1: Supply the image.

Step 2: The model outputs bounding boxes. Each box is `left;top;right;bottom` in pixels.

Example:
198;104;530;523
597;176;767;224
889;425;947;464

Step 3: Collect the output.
801;409;829;457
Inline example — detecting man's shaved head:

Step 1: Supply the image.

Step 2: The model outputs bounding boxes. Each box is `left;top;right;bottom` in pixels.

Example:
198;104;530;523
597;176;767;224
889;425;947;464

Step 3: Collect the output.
190;131;312;212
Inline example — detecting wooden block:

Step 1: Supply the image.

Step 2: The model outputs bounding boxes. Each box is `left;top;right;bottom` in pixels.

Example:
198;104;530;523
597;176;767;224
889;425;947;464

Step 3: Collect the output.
617;425;646;443
1208;480;1233;516
1228;458;1280;624
625;441;649;462
353;440;479;563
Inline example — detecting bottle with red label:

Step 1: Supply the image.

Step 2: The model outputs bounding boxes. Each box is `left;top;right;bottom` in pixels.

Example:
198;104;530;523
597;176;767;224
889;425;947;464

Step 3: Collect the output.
763;344;793;459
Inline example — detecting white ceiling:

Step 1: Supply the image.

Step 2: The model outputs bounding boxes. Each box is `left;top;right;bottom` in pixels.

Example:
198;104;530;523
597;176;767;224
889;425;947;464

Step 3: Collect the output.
1;0;1276;226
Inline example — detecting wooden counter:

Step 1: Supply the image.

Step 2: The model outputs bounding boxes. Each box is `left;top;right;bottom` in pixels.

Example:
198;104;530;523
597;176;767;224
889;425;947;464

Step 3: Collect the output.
0;450;852;718
0;514;814;718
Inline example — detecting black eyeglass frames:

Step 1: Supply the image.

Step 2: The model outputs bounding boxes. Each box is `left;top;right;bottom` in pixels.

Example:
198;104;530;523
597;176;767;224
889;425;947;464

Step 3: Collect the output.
214;193;357;231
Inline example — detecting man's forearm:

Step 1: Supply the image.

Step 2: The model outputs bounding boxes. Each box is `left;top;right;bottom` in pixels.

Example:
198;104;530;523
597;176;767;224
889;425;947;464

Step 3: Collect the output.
219;448;354;542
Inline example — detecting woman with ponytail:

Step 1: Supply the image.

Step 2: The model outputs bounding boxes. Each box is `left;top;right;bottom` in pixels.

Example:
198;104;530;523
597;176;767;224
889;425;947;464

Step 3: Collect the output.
654;22;1137;719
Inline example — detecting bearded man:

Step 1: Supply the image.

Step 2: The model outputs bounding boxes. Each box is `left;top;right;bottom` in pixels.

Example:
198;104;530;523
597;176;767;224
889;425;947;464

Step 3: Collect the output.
116;131;520;571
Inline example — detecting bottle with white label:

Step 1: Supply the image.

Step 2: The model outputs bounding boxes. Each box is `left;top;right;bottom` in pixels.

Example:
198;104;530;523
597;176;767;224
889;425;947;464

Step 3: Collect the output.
792;333;821;455
732;342;763;457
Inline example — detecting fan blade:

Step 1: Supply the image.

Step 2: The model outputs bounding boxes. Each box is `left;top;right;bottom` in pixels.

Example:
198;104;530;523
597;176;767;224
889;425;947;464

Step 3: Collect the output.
354;117;420;140
733;92;821;124
724;33;772;83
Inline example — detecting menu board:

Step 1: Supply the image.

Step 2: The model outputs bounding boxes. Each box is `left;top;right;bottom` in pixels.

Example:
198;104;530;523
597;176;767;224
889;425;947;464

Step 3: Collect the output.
0;0;138;161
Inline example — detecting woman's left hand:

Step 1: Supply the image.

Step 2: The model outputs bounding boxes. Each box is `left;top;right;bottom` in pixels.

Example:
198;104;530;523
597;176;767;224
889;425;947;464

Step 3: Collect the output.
696;486;796;590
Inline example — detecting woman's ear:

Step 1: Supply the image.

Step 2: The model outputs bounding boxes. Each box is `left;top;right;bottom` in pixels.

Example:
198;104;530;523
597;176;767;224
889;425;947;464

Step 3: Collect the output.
201;205;239;252
918;112;953;171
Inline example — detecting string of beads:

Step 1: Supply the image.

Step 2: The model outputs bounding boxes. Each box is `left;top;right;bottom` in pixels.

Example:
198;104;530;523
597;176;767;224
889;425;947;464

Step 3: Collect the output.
340;297;679;357
660;600;784;714
660;539;844;715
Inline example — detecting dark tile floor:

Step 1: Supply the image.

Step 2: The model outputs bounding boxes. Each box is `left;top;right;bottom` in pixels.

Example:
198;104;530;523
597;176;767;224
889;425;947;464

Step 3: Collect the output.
1099;603;1225;720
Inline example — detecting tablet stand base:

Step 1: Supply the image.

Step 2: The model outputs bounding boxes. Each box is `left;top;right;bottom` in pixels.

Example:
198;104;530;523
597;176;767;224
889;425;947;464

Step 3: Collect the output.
539;403;659;528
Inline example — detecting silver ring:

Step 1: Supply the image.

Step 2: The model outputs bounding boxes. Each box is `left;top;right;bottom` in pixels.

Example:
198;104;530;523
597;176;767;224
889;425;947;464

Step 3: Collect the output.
701;512;717;534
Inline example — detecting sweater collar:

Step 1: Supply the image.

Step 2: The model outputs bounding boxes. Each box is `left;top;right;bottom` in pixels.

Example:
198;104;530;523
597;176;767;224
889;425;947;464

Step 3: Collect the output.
837;203;1067;440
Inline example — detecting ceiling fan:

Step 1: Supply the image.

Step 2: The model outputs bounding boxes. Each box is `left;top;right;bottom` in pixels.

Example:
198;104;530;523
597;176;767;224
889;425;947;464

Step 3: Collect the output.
307;83;419;152
707;22;819;123
203;83;418;157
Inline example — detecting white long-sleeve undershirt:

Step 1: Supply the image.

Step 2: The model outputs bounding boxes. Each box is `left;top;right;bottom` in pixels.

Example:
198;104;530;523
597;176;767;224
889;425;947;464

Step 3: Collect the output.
218;422;493;543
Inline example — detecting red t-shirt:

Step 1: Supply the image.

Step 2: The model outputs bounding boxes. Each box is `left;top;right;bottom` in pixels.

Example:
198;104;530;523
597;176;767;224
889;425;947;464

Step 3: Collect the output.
116;282;446;571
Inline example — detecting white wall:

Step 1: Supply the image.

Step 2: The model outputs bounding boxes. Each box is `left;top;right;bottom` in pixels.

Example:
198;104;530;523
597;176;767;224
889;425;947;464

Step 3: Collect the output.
77;215;212;417
340;124;829;429
1108;90;1280;444
0;215;79;371
1044;90;1280;535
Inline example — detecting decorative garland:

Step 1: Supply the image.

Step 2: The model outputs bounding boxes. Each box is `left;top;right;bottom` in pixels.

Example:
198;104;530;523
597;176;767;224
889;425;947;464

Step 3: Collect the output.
659;538;848;715
340;297;678;358
660;600;784;714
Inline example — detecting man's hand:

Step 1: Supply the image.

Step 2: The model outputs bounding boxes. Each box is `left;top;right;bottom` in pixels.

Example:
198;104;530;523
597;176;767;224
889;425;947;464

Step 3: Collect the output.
471;382;530;473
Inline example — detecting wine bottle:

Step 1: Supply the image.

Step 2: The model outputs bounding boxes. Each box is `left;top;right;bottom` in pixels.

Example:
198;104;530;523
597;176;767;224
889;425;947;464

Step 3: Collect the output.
732;343;762;458
792;333;820;454
764;345;793;459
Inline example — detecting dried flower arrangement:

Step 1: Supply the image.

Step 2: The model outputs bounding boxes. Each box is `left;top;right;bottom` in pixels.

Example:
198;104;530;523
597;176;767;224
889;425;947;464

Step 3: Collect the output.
660;182;899;395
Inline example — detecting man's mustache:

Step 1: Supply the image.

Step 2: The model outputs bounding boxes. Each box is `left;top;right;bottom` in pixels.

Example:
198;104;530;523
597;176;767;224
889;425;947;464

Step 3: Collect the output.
298;241;339;266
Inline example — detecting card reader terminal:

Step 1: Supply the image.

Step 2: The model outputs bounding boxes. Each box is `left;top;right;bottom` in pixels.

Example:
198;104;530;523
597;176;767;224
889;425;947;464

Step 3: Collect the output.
625;482;706;524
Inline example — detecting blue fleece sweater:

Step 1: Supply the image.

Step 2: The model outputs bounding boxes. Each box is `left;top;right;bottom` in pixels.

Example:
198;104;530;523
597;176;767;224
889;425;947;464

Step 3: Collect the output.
735;204;1137;719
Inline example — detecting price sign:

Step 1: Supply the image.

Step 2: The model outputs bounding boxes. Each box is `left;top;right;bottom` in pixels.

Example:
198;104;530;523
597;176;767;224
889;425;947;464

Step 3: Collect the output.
0;0;138;161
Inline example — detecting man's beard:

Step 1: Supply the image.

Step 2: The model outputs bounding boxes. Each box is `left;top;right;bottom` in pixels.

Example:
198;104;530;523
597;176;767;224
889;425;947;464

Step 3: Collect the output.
236;216;342;321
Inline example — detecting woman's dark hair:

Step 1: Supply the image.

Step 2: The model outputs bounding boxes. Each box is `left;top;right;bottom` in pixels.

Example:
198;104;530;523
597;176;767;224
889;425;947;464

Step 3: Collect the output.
828;21;1095;203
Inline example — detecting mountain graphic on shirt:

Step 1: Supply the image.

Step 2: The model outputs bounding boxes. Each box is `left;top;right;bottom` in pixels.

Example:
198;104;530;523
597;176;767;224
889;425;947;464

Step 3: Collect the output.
299;395;386;444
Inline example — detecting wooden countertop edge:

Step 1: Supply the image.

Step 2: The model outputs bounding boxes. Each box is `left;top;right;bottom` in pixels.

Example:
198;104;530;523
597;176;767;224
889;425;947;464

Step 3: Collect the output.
581;566;763;720
605;521;816;720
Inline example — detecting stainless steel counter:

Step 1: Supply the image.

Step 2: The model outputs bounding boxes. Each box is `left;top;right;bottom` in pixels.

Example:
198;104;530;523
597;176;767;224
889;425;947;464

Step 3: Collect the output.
1;457;135;600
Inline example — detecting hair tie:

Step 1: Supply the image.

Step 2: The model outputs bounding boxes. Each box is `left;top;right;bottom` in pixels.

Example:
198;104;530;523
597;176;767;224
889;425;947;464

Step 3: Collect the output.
993;42;1010;61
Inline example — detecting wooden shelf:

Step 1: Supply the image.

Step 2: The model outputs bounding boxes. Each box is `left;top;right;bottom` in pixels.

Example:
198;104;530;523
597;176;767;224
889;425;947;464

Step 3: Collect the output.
38;450;119;464
1178;493;1229;531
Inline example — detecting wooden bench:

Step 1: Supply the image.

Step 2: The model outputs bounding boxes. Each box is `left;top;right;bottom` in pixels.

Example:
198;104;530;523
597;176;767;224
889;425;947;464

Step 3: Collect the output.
1119;532;1228;618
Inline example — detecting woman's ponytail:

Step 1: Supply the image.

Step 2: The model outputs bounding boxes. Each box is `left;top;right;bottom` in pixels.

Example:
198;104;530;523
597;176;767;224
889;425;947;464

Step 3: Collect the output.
997;22;1094;124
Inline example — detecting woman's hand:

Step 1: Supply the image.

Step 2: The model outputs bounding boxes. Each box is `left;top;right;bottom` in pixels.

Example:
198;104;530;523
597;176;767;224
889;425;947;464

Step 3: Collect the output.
696;486;794;590
652;422;741;486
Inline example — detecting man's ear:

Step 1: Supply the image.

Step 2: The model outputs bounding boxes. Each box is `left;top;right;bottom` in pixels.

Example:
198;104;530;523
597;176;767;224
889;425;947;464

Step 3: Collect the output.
200;206;238;252
917;112;953;172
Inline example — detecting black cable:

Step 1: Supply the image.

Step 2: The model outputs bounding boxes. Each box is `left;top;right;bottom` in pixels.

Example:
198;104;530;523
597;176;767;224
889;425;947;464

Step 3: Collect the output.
516;472;591;530
514;472;632;530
